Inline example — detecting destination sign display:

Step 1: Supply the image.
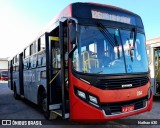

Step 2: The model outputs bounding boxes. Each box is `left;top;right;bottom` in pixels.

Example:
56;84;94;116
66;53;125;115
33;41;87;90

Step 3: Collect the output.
91;10;132;24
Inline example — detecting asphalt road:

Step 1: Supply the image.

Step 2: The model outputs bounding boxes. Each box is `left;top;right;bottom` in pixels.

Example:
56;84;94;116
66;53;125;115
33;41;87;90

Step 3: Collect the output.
0;81;160;128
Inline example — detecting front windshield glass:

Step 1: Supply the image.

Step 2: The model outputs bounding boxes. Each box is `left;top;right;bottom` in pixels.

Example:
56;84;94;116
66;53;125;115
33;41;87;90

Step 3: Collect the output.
72;25;148;74
2;72;8;77
120;31;148;73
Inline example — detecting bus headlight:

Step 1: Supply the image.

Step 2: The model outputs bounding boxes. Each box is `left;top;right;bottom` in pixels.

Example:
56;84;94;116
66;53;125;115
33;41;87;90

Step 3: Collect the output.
148;88;152;100
89;95;98;104
77;90;86;99
75;87;100;108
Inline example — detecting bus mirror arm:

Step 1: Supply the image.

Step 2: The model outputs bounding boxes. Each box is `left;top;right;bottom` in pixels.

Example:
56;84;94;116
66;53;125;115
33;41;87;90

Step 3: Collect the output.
68;21;79;58
59;17;78;58
68;23;78;45
68;45;77;58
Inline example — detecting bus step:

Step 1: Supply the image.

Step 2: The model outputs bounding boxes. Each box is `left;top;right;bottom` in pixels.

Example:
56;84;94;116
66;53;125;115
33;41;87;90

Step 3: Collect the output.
49;103;62;110
51;110;69;119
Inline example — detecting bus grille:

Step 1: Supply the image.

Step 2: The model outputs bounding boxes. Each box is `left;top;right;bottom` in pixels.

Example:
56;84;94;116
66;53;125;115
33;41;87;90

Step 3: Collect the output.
101;96;147;115
96;76;149;90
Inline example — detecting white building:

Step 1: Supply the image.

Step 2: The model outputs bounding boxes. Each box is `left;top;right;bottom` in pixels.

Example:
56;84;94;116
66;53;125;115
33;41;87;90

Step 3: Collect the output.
0;58;8;71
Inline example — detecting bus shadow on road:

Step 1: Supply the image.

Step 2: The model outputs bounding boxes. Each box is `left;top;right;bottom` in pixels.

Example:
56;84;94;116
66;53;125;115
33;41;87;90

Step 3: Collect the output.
20;98;43;113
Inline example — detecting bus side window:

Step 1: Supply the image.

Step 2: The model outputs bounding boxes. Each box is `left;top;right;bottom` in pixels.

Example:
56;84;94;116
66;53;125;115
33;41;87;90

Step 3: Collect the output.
37;54;41;67
23;58;30;70
41;54;46;66
37;52;46;67
15;64;19;71
28;59;31;69
30;55;37;68
23;61;27;70
41;71;46;79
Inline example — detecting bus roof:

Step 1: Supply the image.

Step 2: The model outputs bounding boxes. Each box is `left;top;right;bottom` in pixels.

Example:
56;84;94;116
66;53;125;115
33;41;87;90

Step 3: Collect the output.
53;2;140;23
42;2;143;35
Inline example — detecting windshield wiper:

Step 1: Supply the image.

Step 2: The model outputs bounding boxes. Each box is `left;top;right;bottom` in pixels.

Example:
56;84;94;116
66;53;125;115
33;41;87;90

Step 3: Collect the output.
96;71;103;74
133;27;137;48
128;28;137;61
128;38;134;61
68;44;77;58
97;22;115;48
114;34;120;59
97;22;120;59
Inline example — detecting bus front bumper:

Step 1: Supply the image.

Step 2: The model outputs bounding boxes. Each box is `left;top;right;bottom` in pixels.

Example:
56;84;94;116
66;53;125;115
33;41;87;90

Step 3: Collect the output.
70;94;153;122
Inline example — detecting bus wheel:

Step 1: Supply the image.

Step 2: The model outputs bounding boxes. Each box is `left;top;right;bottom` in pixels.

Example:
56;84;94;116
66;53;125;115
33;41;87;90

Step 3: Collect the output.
14;87;19;100
41;93;51;120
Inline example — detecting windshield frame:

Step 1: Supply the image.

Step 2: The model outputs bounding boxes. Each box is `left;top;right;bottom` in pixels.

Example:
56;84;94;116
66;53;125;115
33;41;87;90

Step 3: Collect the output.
71;24;148;75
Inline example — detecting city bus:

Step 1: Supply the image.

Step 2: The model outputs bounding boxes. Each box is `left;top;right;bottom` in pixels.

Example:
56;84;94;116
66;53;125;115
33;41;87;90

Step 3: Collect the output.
146;38;160;96
8;2;152;122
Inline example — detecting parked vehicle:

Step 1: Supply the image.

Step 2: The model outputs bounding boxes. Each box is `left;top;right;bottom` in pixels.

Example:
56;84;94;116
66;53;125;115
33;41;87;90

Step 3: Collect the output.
0;70;8;81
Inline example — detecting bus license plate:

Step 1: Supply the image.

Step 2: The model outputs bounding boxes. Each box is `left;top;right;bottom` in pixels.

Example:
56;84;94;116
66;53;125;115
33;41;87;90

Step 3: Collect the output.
122;105;134;113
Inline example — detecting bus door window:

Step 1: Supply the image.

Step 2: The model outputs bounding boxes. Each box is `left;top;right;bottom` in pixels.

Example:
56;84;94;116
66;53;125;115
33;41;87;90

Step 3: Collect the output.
52;36;68;69
52;42;61;69
50;25;68;89
51;39;68;73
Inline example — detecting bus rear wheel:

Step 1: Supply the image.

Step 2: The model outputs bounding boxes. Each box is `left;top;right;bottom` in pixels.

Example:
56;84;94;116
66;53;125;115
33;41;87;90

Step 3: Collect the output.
14;87;19;100
40;92;51;120
40;92;58;120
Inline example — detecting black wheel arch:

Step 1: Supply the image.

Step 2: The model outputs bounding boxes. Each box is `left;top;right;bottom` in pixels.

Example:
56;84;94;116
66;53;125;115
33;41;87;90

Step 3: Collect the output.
37;85;46;105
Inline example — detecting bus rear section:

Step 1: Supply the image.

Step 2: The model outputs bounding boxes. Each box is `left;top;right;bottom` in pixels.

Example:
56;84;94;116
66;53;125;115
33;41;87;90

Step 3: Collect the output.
8;2;152;122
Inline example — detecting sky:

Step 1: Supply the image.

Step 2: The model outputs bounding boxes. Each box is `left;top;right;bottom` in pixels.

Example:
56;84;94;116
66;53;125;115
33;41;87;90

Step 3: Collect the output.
0;0;160;58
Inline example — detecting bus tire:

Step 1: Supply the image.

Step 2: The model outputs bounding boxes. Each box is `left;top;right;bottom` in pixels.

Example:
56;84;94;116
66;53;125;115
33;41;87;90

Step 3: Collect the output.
40;92;51;120
41;97;58;120
14;86;19;100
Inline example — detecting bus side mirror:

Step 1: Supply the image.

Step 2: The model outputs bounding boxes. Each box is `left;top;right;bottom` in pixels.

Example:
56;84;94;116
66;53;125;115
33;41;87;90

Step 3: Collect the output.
69;23;77;44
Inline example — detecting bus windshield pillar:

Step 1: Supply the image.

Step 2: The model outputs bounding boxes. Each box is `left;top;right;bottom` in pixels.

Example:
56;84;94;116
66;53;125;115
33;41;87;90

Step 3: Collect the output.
59;21;66;119
45;33;51;112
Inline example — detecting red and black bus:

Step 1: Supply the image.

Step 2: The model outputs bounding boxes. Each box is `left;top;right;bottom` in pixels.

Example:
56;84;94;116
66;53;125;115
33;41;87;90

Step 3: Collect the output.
8;2;152;122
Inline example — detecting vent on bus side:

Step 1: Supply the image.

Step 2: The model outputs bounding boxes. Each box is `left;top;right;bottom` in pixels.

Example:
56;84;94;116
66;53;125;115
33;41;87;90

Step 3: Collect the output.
96;76;149;90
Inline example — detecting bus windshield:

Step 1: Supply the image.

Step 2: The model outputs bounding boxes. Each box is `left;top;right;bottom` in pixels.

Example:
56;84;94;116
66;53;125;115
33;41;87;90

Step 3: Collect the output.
72;25;148;74
1;71;8;77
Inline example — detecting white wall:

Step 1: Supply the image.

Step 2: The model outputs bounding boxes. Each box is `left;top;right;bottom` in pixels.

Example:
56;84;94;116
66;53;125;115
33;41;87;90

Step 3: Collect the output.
0;60;8;70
